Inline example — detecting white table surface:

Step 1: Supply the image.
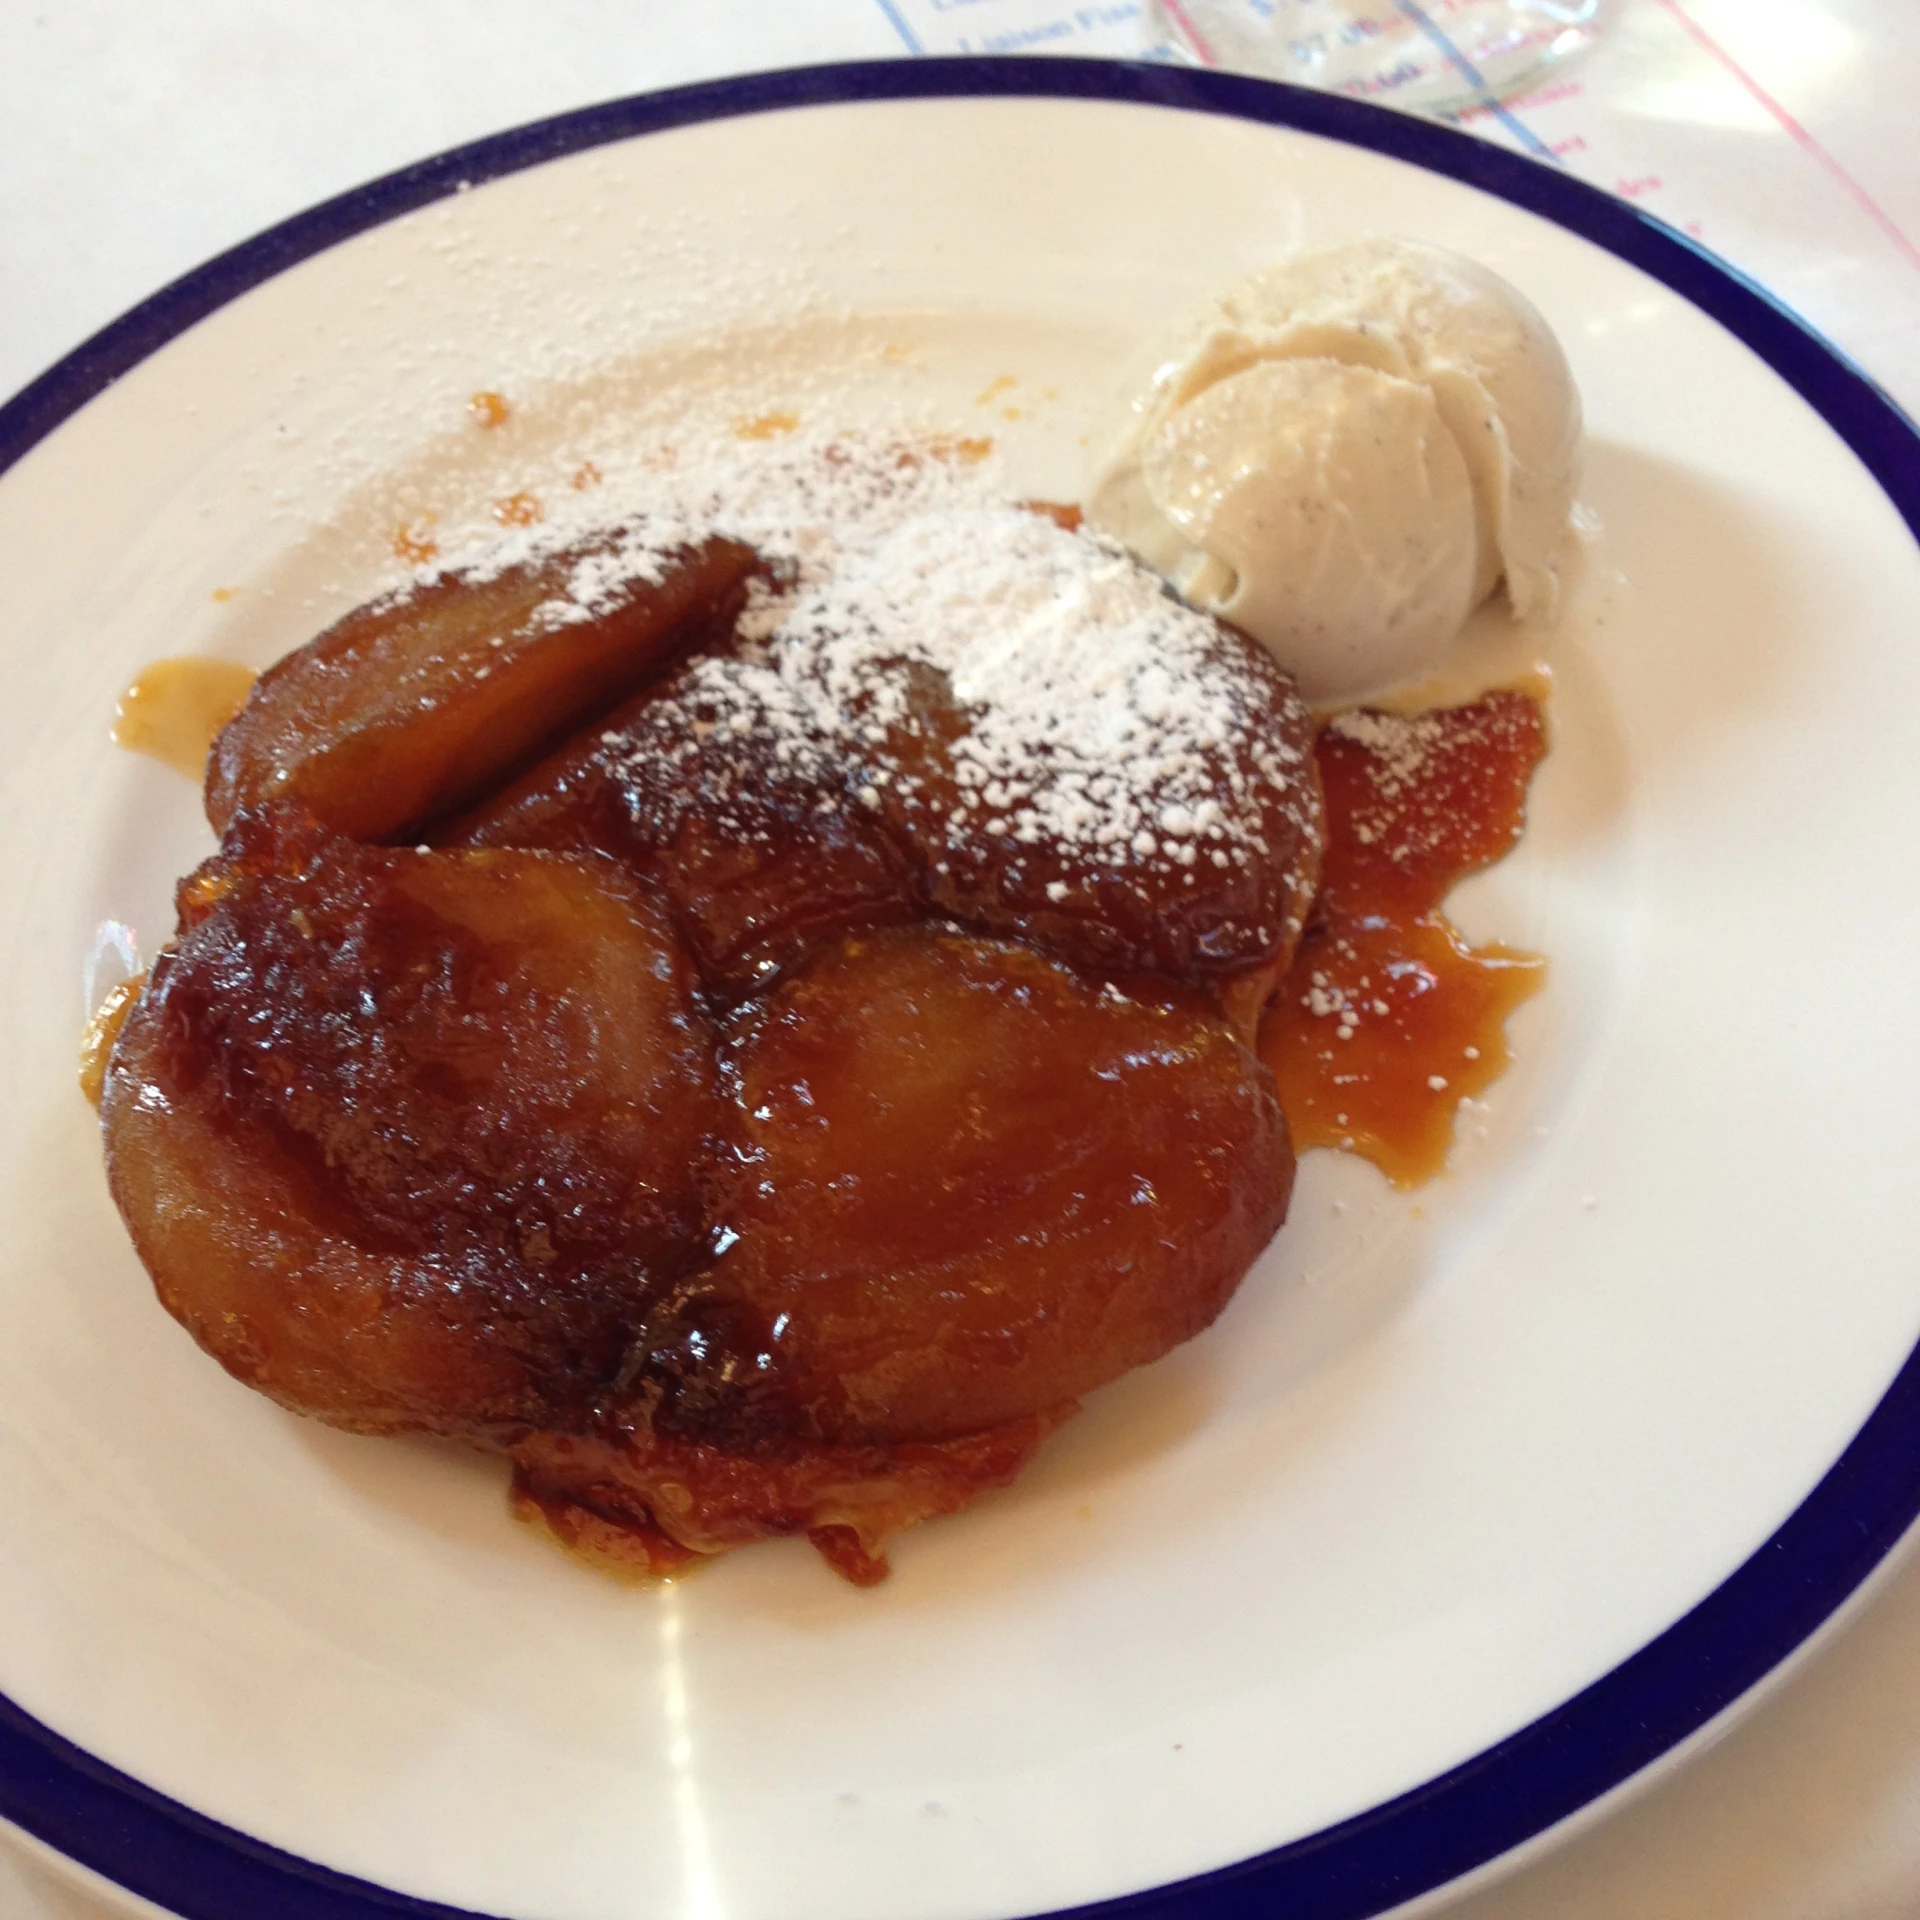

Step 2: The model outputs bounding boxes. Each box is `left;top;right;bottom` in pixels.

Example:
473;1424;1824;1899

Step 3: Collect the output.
7;3;1920;1917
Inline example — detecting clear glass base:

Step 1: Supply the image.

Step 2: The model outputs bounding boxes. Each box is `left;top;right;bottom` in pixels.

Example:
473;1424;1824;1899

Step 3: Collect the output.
1147;0;1611;117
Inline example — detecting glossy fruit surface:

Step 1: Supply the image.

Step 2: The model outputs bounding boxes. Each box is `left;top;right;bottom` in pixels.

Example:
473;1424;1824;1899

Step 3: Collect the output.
207;533;756;841
104;811;717;1436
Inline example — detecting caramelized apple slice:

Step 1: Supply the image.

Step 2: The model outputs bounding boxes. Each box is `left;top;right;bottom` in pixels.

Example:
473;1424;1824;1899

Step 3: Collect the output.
447;662;918;997
101;810;718;1437
869;638;1324;1029
673;926;1291;1447
206;528;757;842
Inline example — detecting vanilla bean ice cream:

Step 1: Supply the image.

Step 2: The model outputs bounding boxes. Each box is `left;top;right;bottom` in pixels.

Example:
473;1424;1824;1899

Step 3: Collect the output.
1089;239;1582;703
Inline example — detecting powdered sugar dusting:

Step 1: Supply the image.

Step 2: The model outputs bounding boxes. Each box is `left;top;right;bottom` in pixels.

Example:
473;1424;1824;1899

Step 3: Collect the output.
718;505;1304;871
395;418;1321;975
412;425;1008;635
394;425;1313;881
1325;707;1449;795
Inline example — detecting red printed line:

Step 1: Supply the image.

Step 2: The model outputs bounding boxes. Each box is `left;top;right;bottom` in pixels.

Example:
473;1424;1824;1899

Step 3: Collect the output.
1159;0;1220;64
1655;0;1920;279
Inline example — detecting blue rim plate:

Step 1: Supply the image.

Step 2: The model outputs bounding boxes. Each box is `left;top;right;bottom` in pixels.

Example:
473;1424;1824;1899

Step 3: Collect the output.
5;55;1920;1920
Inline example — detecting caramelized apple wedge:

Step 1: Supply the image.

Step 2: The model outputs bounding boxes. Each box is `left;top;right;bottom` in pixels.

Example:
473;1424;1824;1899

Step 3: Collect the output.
102;810;719;1437
671;926;1293;1448
874;635;1323;1007
206;529;757;842
445;664;918;996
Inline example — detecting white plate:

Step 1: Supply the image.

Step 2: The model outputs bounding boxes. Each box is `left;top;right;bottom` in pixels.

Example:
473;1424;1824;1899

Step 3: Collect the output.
4;60;1920;1920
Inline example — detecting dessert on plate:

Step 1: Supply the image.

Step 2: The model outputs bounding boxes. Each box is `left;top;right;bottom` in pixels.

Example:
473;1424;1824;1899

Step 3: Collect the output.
94;240;1574;1583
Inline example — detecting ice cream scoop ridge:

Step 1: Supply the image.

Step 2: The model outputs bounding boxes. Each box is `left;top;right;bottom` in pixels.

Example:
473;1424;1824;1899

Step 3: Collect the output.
1089;238;1583;703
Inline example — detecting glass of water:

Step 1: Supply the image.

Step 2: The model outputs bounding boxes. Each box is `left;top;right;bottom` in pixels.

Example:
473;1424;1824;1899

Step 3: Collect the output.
1147;0;1612;116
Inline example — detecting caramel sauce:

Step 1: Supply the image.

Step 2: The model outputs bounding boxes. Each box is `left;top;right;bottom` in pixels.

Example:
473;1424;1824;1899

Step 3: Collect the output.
731;409;800;441
492;491;543;527
922;433;993;465
79;974;144;1107
392;517;439;564
1260;689;1547;1187
1021;500;1083;532
469;390;511;429
112;657;257;779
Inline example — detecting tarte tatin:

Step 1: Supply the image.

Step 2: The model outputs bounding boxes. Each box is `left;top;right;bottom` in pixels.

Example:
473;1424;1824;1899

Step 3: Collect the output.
98;443;1542;1583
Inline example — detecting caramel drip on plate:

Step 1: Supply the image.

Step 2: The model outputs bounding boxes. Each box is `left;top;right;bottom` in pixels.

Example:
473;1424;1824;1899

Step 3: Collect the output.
112;657;256;780
1261;689;1548;1188
79;974;145;1108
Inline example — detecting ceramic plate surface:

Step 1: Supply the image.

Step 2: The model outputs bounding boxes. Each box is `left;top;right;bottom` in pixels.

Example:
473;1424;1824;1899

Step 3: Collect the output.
4;59;1920;1920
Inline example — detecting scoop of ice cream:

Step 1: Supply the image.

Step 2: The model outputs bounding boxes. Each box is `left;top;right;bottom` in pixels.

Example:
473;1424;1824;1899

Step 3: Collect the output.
1135;357;1480;700
1090;238;1582;703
